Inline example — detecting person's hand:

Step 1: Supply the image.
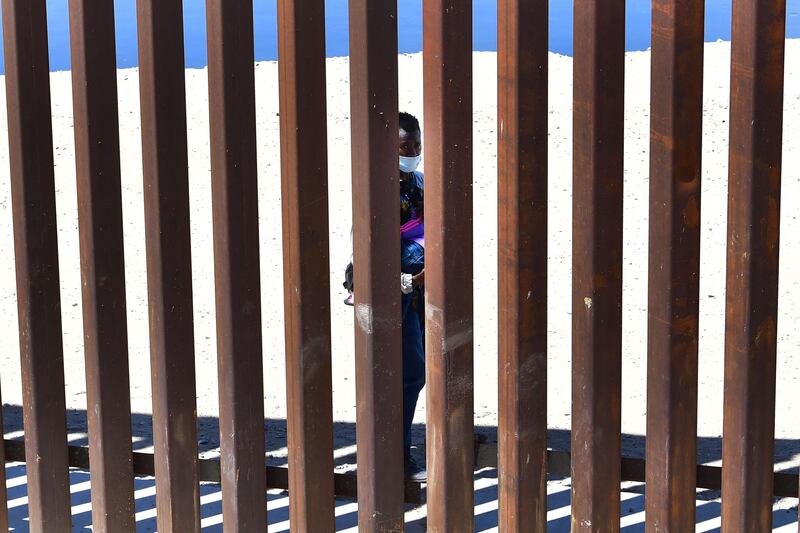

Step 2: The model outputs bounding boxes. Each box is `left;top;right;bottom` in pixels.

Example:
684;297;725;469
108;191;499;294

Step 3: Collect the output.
412;270;425;287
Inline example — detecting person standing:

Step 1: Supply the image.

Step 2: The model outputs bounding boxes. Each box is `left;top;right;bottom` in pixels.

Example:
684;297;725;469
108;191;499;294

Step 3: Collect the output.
343;112;427;482
397;112;426;482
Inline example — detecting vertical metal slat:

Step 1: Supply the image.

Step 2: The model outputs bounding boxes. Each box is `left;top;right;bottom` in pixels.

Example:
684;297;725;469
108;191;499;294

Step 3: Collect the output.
136;0;201;529
0;0;72;529
206;0;268;528
571;0;625;530
347;0;405;529
277;0;335;529
722;0;786;530
497;0;548;529
68;0;136;528
645;0;705;530
423;0;475;529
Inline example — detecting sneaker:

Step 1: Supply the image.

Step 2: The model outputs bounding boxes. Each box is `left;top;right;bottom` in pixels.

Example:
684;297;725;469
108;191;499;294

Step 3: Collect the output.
404;456;427;483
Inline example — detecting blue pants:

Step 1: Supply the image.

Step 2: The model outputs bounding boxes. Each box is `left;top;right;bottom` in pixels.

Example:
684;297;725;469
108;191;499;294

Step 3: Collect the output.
402;288;425;458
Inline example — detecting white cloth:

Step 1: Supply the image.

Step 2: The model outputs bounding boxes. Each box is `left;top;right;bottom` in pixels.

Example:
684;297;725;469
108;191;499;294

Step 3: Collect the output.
401;273;414;295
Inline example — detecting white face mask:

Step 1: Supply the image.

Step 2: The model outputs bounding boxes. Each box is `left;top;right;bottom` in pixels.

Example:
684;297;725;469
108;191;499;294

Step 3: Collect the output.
399;155;421;174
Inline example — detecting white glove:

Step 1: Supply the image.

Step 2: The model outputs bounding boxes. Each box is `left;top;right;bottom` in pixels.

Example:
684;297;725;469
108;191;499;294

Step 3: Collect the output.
401;273;414;295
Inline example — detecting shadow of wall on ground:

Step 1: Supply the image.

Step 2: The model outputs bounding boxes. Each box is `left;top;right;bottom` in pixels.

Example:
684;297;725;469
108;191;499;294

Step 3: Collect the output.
2;405;798;475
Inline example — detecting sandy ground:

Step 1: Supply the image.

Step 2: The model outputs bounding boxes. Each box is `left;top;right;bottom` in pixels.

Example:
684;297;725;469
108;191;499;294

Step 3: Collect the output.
0;40;799;471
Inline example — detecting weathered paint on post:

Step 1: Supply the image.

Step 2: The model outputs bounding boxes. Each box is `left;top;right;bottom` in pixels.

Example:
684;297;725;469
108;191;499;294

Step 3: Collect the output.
136;0;201;529
277;0;335;529
68;0;136;529
571;0;625;530
645;0;704;531
497;0;548;530
206;0;268;529
0;0;72;529
347;0;405;530
423;0;475;530
721;0;785;531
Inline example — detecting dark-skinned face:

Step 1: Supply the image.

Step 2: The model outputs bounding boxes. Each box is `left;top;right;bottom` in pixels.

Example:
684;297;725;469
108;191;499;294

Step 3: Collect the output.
399;127;422;158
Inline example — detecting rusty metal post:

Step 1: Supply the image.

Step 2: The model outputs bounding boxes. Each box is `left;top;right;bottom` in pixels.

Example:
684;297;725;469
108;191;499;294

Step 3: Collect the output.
571;0;625;531
423;0;474;530
277;0;335;530
497;0;548;530
721;0;785;531
645;0;704;531
206;0;267;529
0;0;72;530
68;0;136;529
136;0;201;529
347;0;404;530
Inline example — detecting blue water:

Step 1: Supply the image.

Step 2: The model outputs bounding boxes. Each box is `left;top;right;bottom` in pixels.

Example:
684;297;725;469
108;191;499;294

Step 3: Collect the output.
0;0;799;73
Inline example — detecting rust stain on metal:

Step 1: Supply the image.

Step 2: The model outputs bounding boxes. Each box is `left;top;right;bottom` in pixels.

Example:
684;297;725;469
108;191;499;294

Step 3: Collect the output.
682;195;701;229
